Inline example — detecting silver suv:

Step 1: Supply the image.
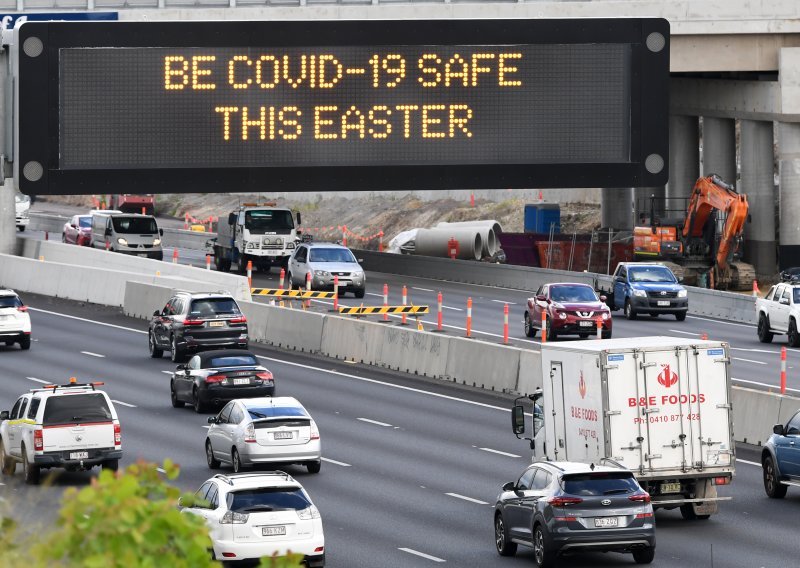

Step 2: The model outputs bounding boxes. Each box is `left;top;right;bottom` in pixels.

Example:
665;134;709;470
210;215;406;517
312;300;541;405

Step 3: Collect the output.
494;461;655;567
286;242;365;298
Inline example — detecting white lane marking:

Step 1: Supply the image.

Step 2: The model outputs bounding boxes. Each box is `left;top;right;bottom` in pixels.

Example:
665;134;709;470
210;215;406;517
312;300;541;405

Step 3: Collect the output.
256;355;512;413
111;399;137;408
27;307;148;334
733;377;800;394
442;305;463;312
730;347;781;354
321;457;352;467
398;548;446;563
491;300;516;305
737;459;761;467
669;329;698;336
81;351;105;358
686;315;754;329
357;417;393;427
26;377;49;384
732;357;767;365
445;492;489;505
479;447;521;458
366;292;384;298
412;287;434;292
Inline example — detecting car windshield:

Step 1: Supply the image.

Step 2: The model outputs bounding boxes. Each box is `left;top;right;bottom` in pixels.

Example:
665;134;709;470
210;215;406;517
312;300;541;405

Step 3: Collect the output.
42;393;112;426
628;266;676;283
246;406;307;420
309;248;356;263
78;216;92;228
227;487;310;513
562;472;639;496
206;355;258;368
111;216;158;234
550;285;597;303
189;298;241;317
245;210;294;234
0;296;22;309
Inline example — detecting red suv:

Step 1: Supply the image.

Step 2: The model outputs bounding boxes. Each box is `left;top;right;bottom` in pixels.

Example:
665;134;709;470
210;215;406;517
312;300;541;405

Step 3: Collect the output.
524;283;612;341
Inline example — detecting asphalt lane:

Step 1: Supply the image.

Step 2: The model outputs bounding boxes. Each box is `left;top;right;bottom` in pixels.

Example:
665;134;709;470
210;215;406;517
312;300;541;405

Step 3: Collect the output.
0;297;798;567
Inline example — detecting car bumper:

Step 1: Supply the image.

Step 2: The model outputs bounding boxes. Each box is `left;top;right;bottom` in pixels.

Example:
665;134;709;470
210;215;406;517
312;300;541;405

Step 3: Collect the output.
551;529;655;553
211;538;324;563
551;320;611;334
16;217;29;226
34;449;122;468
0;329;30;339
240;440;322;466
630;296;688;312
199;384;275;404
116;249;163;260
182;335;248;351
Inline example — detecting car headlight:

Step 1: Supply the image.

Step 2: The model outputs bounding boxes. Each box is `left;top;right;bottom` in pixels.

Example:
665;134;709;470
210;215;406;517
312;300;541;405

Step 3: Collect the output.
117;237;128;246
633;289;647;297
246;242;256;249
553;310;567;320
286;242;295;249
678;289;687;298
353;271;364;280
314;270;330;278
152;238;161;246
601;312;609;320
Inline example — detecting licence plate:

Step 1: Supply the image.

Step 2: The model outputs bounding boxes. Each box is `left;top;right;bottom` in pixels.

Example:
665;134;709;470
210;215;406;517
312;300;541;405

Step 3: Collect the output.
274;431;293;440
70;451;89;460
578;321;593;327
594;517;618;528
233;378;249;385
0;315;10;321
209;321;224;327
657;300;670;306
262;526;286;536
661;482;681;494
138;253;148;257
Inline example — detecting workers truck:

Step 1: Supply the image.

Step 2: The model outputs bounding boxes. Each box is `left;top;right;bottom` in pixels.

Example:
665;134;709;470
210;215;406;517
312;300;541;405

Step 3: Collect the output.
513;337;734;520
211;203;301;273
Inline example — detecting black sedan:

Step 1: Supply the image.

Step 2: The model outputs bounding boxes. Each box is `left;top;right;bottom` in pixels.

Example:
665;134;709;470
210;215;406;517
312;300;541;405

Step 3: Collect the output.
170;350;275;413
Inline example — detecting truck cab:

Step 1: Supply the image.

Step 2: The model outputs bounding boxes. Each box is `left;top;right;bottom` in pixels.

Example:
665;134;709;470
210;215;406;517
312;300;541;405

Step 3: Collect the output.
599;262;688;321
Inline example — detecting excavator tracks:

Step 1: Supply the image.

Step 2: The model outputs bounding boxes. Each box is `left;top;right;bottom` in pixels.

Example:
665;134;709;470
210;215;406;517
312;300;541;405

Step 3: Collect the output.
730;262;756;291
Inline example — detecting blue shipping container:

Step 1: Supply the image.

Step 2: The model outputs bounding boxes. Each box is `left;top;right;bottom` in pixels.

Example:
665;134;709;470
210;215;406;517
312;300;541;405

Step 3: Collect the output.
524;204;561;234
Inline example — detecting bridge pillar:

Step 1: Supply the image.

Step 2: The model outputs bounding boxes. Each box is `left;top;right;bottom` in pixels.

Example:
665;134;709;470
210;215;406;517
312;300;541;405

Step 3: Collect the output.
600;187;633;230
778;122;800;270
702;117;736;184
741;119;777;277
667;115;699;201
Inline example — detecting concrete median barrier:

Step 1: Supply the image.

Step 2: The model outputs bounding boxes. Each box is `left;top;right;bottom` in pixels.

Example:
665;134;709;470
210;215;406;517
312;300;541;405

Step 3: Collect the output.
123;281;175;320
238;301;325;353
445;338;521;393
320;316;385;365
731;386;785;446
380;325;450;378
162;228;215;251
516;349;543;396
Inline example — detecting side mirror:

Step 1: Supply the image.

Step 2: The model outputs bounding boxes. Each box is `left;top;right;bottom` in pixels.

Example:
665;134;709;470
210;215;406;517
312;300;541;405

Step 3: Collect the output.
357;258;364;263
70;223;77;229
781;298;790;306
512;405;525;436
153;310;160;317
176;364;187;371
600;295;607;302
296;212;302;226
228;212;237;226
502;481;516;492
207;416;217;424
678;277;685;283
0;411;8;421
535;294;546;302
774;424;785;436
159;228;164;236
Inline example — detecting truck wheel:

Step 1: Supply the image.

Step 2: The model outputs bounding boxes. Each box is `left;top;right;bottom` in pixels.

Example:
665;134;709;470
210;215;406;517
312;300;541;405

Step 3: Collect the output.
790;319;800;348
221;258;231;272
764;456;788;498
758;314;774;343
675;311;687;322
632;547;655;564
625;299;637;320
103;460;119;472
679;504;710;520
524;312;536;338
22;446;39;485
214;253;223;271
0;438;16;475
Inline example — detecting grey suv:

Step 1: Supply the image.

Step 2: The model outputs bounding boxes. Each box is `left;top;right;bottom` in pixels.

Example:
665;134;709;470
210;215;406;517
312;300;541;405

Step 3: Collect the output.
494;461;655;567
149;292;248;362
286;242;365;298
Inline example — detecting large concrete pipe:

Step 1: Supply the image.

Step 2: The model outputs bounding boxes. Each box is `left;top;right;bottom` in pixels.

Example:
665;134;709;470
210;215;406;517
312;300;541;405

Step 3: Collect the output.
436;220;501;256
414;228;483;261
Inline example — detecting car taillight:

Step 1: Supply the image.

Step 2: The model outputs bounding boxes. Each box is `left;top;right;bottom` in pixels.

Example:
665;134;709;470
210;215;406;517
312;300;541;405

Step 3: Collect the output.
548;496;583;507
220;511;249;524
256;371;273;383
229;316;247;324
713;476;730;486
310;421;320;441
17;305;27;313
629;492;651;503
554;516;576;522
636;512;654;519
206;374;226;384
114;423;121;446
33;429;43;451
244;422;256;443
183;319;204;326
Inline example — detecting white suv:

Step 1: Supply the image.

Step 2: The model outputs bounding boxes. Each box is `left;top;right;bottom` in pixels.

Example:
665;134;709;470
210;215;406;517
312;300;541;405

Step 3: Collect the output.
0;381;122;484
0;289;31;350
183;472;325;566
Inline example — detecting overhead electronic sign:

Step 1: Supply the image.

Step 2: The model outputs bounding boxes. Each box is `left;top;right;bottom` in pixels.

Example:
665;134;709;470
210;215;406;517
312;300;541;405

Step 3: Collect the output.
15;19;669;194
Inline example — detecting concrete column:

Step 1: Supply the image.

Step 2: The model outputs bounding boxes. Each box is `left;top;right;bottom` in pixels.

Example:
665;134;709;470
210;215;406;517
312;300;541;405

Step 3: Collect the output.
740;120;776;277
778;122;800;269
667;115;699;201
702;117;736;184
600;187;634;230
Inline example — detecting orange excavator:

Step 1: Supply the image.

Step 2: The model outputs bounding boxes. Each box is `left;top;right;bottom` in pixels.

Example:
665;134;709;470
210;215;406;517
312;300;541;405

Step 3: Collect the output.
633;174;754;290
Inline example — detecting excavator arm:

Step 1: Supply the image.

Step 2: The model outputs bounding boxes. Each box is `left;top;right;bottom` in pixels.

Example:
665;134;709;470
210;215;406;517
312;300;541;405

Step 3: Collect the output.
681;174;749;271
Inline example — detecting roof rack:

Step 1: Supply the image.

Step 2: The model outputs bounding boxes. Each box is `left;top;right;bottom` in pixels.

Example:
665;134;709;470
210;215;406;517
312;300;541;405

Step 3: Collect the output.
31;379;105;393
213;471;293;486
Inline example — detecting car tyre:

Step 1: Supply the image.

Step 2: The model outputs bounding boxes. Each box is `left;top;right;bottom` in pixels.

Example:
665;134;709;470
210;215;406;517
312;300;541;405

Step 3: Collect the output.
149;331;163;358
22;446;39;485
758;314;774;344
193;387;206;414
602;330;612;339
4;340;12;346
19;336;30;350
170;335;184;363
61;233;67;243
170;382;185;408
675;311;687;322
206;440;220;469
0;439;15;476
532;523;554;568
286;272;294;290
231;448;243;473
579;333;589;339
625;299;637;320
494;513;517;557
524;312;536;338
354;288;365;299
307;460;321;474
632;546;656;564
545;318;557;342
763;455;788;499
790;319;800;348
103;459;119;472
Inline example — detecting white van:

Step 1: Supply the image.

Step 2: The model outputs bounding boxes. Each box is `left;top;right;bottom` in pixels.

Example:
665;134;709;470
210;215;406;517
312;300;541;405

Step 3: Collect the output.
91;212;164;260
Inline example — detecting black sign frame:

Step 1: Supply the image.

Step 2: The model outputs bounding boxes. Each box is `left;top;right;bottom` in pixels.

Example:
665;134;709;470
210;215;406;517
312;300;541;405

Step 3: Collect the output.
16;18;669;194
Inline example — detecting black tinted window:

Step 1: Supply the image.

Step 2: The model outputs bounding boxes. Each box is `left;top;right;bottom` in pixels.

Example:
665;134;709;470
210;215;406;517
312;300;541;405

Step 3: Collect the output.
309;248;356;263
227;487;310;513
78;216;92;228
27;398;41;420
562;472;639;496
517;468;536;491
246;406;307;420
42;394;112;426
9;398;22;420
207;355;258;368
218;402;234;424
787;412;800;435
0;296;22;308
244;210;294;233
112;216;158;234
532;469;551;491
189;298;240;317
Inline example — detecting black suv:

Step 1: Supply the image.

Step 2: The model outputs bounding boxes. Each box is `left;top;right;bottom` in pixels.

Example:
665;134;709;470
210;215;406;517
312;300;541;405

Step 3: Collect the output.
148;292;248;362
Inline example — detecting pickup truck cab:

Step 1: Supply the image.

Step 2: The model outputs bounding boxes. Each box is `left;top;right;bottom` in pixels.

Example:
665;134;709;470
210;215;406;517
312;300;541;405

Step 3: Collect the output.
595;262;688;321
756;283;800;345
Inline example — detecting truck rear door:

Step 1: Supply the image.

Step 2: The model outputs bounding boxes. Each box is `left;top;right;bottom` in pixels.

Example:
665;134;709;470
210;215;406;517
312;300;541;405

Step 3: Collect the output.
41;393;116;455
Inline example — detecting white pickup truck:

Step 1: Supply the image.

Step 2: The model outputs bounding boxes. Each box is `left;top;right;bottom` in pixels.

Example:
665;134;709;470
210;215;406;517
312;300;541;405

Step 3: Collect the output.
756;283;800;345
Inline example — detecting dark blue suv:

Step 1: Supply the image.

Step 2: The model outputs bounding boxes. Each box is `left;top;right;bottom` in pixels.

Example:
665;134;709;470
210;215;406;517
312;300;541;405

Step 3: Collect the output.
762;411;800;498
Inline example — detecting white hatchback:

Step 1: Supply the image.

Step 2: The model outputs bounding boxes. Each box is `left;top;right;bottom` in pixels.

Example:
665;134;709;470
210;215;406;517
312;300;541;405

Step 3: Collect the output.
183;472;325;566
0;289;31;350
206;397;321;474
